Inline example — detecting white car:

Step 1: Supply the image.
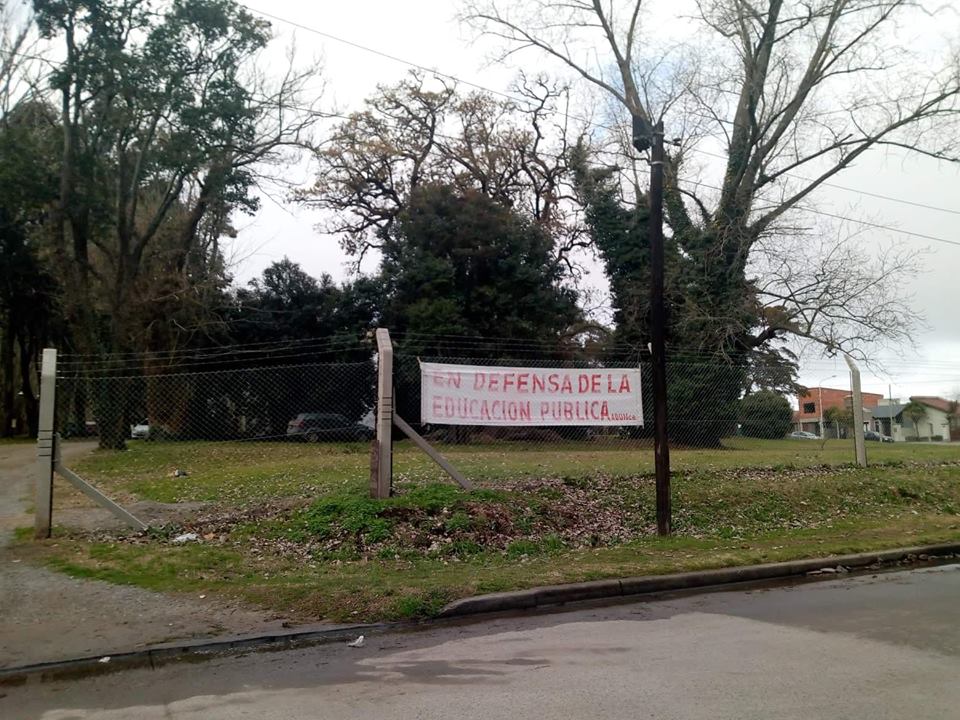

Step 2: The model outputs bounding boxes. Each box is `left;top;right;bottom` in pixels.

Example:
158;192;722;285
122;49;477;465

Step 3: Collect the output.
130;420;150;439
789;430;820;440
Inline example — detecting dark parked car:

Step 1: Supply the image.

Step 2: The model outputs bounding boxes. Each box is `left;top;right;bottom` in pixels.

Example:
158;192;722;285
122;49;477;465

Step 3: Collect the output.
864;429;894;443
286;413;374;442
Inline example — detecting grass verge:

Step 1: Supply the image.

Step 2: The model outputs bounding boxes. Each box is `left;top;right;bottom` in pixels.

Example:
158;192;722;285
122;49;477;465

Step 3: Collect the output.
22;459;960;623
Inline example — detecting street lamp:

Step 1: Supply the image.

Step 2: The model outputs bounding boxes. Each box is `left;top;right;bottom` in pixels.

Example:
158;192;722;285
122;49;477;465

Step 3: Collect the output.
818;374;837;438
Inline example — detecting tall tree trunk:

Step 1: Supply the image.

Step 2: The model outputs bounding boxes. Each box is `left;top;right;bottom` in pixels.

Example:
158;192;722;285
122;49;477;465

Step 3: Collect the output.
17;335;39;437
96;256;135;450
0;321;14;437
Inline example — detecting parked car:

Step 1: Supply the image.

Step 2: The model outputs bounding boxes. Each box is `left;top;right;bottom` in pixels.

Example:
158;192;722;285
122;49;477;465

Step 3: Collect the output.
788;430;820;440
63;420;99;438
864;429;894;443
286;413;374;442
130;420;150;439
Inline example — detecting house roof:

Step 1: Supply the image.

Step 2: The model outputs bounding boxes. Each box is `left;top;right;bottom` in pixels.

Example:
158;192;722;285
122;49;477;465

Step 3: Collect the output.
872;404;905;419
798;386;883;399
911;396;955;413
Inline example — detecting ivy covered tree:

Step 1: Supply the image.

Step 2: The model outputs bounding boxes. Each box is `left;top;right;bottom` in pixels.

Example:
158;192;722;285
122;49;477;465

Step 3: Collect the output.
573;152;746;445
464;0;957;444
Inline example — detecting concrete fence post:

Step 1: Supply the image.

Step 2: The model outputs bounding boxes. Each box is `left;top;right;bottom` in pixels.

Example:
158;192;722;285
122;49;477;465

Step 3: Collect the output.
844;355;867;467
34;348;57;539
371;329;394;499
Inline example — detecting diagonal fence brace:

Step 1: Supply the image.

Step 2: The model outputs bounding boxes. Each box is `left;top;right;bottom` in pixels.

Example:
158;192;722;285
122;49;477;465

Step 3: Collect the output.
392;414;474;491
54;434;149;532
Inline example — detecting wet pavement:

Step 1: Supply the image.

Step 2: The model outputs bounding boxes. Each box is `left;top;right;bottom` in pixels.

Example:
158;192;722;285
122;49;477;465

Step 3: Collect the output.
4;563;959;719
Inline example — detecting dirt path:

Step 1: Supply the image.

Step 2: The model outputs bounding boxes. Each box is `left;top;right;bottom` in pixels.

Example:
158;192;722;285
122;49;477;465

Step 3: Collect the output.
0;441;293;669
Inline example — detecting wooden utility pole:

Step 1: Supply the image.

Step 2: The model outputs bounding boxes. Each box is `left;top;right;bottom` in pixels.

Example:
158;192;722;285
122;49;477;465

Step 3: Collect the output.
634;116;671;536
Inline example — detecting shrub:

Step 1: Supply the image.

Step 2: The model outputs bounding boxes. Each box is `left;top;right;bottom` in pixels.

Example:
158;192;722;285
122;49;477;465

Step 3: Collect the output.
739;391;793;439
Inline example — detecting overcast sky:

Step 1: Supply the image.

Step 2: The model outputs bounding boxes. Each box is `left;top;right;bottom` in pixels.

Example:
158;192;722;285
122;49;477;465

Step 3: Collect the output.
227;0;960;401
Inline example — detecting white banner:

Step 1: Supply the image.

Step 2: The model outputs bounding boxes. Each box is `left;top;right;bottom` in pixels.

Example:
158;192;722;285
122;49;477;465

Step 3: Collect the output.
420;362;644;426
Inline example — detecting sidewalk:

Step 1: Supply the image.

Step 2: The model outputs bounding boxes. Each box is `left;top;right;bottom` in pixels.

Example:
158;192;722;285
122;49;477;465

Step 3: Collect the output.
0;441;299;669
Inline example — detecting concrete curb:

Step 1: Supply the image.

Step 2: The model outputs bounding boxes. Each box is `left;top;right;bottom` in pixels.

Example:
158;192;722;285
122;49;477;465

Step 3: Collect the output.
0;622;389;687
437;542;960;617
2;541;958;685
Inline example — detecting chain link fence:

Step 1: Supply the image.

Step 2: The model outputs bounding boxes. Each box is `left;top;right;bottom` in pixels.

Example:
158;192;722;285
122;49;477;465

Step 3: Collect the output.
394;352;850;448
54;358;378;448
45;338;884;499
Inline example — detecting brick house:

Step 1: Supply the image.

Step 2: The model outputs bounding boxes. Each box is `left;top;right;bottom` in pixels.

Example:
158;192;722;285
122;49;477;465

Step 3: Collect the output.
794;386;883;437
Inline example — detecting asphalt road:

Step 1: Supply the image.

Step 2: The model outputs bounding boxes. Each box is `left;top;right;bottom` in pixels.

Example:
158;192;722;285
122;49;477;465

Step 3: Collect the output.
4;563;959;720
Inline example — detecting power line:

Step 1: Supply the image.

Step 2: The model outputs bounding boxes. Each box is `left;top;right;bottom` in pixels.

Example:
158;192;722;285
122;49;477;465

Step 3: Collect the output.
298;103;960;249
14;5;960;226
688;146;960;217
240;3;960;220
241;6;524;107
674;176;960;248
11;5;959;249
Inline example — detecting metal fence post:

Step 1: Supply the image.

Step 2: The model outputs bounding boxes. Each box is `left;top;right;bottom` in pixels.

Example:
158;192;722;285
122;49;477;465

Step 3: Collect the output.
372;329;393;499
34;348;57;539
844;355;867;467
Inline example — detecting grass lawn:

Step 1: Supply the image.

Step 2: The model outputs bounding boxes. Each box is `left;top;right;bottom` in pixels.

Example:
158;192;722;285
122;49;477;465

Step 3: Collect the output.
24;436;960;622
67;436;960;504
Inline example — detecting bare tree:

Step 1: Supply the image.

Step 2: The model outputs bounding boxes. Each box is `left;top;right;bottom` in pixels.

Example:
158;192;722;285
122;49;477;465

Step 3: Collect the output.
749;223;924;358
299;71;592;275
464;0;960;355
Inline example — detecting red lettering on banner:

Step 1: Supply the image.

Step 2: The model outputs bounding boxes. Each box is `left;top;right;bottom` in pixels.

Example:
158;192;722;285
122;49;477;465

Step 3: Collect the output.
423;364;640;427
578;374;589;393
433;372;462;388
